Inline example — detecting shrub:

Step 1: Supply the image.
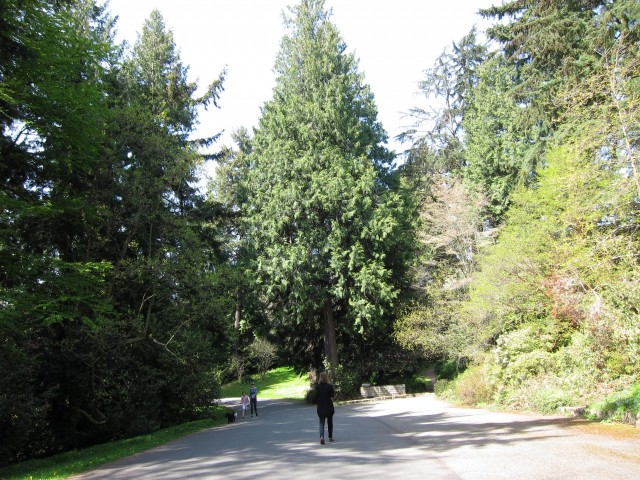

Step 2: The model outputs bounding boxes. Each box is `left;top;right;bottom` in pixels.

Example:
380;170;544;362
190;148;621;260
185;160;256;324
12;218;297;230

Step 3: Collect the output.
454;364;495;405
333;364;362;400
436;359;463;380
529;387;578;414
604;350;636;377
405;376;430;393
502;350;554;386
587;383;640;424
365;346;425;385
434;379;454;399
249;338;277;378
305;387;318;404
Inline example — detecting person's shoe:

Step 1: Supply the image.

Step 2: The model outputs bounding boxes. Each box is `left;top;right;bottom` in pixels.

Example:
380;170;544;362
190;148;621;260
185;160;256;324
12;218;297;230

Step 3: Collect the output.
329;437;335;442
320;437;325;445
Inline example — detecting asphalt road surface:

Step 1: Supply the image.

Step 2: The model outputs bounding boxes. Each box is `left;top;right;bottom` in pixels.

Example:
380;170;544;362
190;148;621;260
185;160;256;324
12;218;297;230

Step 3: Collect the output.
71;395;640;479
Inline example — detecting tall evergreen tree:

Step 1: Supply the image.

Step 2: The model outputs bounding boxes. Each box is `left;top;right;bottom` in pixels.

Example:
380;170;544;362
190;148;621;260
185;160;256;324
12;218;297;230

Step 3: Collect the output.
401;28;487;183
212;128;265;371
0;0;118;463
246;0;409;375
443;0;640;408
101;8;230;433
463;52;545;221
1;3;230;463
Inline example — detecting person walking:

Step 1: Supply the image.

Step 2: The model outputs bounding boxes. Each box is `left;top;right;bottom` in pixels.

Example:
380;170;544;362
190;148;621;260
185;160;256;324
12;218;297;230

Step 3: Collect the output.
316;371;335;445
240;391;250;419
249;382;258;417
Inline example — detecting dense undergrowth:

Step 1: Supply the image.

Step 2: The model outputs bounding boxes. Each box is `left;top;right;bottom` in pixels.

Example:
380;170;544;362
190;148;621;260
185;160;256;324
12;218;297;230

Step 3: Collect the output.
0;367;308;479
0;409;228;480
434;358;640;426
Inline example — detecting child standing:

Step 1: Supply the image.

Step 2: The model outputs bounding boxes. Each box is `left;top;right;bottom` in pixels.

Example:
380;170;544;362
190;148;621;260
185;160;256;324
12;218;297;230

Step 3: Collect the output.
241;391;250;418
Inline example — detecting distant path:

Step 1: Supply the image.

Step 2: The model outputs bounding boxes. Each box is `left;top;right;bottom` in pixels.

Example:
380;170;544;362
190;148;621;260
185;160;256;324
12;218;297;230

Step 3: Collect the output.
71;395;640;479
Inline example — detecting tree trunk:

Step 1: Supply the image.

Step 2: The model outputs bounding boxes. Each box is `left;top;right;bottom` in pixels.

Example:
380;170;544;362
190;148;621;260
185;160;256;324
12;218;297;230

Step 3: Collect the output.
233;288;242;355
322;298;338;376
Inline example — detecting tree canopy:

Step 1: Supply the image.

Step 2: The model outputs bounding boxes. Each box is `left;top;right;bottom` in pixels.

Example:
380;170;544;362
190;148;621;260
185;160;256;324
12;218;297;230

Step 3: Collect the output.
2;0;639;467
0;0;229;464
395;0;640;413
245;0;413;376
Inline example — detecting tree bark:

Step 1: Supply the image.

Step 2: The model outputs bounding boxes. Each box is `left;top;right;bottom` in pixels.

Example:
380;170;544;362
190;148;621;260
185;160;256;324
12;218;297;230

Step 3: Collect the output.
322;298;338;376
233;287;242;356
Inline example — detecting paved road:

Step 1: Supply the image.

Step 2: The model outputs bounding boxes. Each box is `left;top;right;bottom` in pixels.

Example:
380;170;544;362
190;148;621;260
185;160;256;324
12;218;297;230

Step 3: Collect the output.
71;395;640;479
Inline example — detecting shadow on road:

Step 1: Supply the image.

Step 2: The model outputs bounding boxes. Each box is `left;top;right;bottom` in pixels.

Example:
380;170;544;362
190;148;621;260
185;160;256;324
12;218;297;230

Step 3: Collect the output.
73;395;640;480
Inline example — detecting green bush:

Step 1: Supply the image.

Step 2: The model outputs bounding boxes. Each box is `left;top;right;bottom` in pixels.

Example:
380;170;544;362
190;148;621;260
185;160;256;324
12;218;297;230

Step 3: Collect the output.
502;350;554;386
365;347;426;385
587;383;640;424
434;379;454;399
492;324;557;383
436;359;462;380
454;364;495;405
333;363;363;400
530;387;579;414
405;376;430;393
488;329;602;409
604;350;636;377
305;387;318;404
0;416;223;480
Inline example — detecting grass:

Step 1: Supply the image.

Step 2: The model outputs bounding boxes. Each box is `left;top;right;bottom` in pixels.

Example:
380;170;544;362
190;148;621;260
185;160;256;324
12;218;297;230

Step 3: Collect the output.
220;366;310;400
0;409;228;480
587;383;640;424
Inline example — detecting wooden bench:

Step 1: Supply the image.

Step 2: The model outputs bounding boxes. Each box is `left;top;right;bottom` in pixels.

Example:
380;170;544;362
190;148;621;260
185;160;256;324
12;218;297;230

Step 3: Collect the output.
360;384;406;399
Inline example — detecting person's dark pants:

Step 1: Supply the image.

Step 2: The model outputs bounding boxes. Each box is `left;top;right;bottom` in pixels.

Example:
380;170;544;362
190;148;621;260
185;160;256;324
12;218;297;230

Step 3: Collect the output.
318;414;333;438
250;397;258;416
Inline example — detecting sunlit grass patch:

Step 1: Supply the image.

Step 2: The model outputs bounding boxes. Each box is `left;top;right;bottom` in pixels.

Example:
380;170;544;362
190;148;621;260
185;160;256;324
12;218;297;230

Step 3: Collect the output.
220;366;310;400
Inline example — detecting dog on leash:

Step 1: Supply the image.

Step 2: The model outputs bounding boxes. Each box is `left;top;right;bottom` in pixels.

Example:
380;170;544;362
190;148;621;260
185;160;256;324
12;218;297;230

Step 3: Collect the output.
225;411;237;423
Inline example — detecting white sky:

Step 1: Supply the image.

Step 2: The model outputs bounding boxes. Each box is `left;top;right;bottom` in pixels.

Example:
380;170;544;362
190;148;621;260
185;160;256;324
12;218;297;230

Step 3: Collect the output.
104;0;496;167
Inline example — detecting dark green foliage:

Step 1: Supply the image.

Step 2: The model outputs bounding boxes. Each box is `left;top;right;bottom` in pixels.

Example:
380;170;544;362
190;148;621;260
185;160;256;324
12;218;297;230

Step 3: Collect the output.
305;387;318;404
0;0;230;466
435;360;463;381
481;0;606;74
0;416;223;480
245;0;414;375
463;52;545;221
1;0;117;463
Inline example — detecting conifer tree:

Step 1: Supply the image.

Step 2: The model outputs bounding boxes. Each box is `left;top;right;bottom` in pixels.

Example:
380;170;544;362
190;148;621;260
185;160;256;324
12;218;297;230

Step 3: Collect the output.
246;0;408;374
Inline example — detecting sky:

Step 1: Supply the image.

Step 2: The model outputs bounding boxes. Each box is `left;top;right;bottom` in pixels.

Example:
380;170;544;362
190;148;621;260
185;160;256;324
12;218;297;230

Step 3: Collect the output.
104;0;497;172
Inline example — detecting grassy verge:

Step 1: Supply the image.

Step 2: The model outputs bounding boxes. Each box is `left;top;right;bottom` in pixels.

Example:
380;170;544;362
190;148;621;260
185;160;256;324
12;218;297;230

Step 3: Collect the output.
220;366;310;400
1;367;308;479
0;410;228;480
586;383;640;424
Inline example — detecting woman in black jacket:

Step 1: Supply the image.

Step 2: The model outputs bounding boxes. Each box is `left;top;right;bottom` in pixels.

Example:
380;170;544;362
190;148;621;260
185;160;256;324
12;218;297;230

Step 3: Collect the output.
316;371;335;444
